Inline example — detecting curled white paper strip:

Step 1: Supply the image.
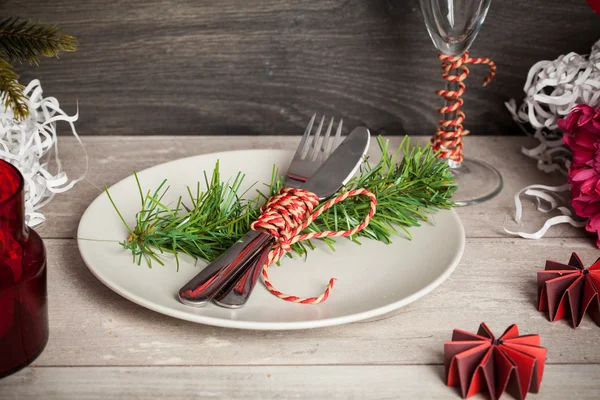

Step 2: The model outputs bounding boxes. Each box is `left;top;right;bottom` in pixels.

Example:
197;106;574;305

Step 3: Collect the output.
504;184;588;240
503;39;599;243
505;38;600;175
0;79;88;227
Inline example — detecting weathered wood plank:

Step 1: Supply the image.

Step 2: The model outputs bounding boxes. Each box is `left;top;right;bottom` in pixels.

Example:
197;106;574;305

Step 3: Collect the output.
35;135;589;241
2;365;599;400
0;0;598;136
32;237;600;367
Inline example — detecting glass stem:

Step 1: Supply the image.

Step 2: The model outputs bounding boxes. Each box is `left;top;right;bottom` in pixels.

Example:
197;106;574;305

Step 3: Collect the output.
444;74;462;169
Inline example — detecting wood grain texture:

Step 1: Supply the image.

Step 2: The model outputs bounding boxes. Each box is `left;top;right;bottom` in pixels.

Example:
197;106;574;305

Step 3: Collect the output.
1;0;598;136
35;135;593;241
3;135;600;398
25;237;600;367
2;365;600;400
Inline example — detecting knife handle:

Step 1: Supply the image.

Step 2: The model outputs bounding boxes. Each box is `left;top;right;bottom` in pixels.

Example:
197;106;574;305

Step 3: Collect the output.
177;230;273;307
213;246;270;308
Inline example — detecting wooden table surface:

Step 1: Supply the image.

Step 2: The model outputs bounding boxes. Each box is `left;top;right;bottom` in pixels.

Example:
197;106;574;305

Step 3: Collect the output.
1;135;599;399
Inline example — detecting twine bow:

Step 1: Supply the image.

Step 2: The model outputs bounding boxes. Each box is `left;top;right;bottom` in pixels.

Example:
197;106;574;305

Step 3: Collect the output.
432;51;497;163
251;186;377;304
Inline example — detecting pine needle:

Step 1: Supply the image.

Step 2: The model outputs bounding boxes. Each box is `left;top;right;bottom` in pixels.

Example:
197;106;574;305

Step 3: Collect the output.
107;136;457;268
0;58;26;119
0;16;78;65
0;16;78;120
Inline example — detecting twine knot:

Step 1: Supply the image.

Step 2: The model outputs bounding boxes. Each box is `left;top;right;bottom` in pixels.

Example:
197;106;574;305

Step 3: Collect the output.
251;186;377;304
251;187;319;255
432;51;496;163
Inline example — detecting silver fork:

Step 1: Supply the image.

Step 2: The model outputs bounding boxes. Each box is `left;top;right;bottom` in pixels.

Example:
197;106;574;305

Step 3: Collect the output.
178;115;343;307
285;114;343;186
213;115;344;308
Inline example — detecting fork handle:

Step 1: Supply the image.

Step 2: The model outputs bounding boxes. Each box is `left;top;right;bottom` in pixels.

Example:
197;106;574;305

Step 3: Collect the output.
177;230;273;307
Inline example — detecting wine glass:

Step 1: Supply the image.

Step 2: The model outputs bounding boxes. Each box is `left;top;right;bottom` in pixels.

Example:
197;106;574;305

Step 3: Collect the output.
420;0;503;206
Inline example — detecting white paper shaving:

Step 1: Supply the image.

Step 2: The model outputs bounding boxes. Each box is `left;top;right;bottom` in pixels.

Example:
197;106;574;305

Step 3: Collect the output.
504;39;599;241
0;79;88;227
506;38;600;174
503;184;588;240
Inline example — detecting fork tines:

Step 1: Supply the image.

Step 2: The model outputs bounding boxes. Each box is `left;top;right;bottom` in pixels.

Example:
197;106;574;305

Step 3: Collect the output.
297;114;343;162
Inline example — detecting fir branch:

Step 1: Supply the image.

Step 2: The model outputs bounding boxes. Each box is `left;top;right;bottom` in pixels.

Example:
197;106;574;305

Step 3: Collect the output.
0;16;78;65
107;136;457;268
0;58;27;120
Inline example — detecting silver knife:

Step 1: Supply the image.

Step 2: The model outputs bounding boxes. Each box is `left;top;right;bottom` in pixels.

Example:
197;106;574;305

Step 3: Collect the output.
214;127;371;308
179;127;370;307
178;126;370;307
176;114;335;307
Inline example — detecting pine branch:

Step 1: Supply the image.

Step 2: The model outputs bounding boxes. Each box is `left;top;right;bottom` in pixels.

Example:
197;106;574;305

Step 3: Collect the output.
107;137;457;268
0;58;27;120
0;16;78;65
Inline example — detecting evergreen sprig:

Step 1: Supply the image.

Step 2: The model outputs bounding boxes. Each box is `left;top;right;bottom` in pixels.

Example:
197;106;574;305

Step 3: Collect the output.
0;58;26;119
0;16;77;120
0;17;78;64
107;137;457;269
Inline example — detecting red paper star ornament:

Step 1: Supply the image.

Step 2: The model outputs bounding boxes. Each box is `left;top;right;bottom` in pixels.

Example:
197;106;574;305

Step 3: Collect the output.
537;252;600;327
444;322;547;400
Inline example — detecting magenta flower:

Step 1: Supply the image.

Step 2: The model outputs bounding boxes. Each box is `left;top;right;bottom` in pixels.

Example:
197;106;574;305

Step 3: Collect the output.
560;104;600;246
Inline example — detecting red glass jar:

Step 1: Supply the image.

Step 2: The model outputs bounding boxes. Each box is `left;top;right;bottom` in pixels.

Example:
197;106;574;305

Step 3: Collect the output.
0;159;48;378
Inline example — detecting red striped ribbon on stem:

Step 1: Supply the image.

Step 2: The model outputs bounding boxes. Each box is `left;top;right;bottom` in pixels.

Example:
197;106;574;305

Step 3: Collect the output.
432;51;496;163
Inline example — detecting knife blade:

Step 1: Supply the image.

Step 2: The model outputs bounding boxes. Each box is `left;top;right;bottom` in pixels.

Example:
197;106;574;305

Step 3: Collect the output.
213;127;371;308
178;126;370;307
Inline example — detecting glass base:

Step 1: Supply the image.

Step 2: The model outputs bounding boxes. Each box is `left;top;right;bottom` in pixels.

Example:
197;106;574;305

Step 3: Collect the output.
450;158;503;206
0;332;48;379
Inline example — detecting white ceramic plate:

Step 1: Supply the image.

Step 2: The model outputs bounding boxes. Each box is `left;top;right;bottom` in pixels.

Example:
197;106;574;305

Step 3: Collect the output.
77;149;465;330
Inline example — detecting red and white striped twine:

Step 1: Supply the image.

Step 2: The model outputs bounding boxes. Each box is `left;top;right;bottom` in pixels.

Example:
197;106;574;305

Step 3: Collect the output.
432;51;496;163
250;187;377;304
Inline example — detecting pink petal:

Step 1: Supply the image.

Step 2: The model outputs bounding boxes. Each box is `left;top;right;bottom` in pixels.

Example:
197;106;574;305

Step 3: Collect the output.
579;125;600;137
586;215;600;236
574;194;599;203
578;104;595;115
571;183;584;197
571;193;600;218
573;150;594;165
558;119;571;133
583;200;600;216
580;176;599;195
572;200;587;217
579;114;593;127
574;131;599;150
569;169;586;185
563;133;575;147
560;112;580;133
572;168;597;182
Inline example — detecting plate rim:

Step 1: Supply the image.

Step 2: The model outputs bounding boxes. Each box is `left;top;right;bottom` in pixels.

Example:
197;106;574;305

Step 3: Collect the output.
77;149;465;330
